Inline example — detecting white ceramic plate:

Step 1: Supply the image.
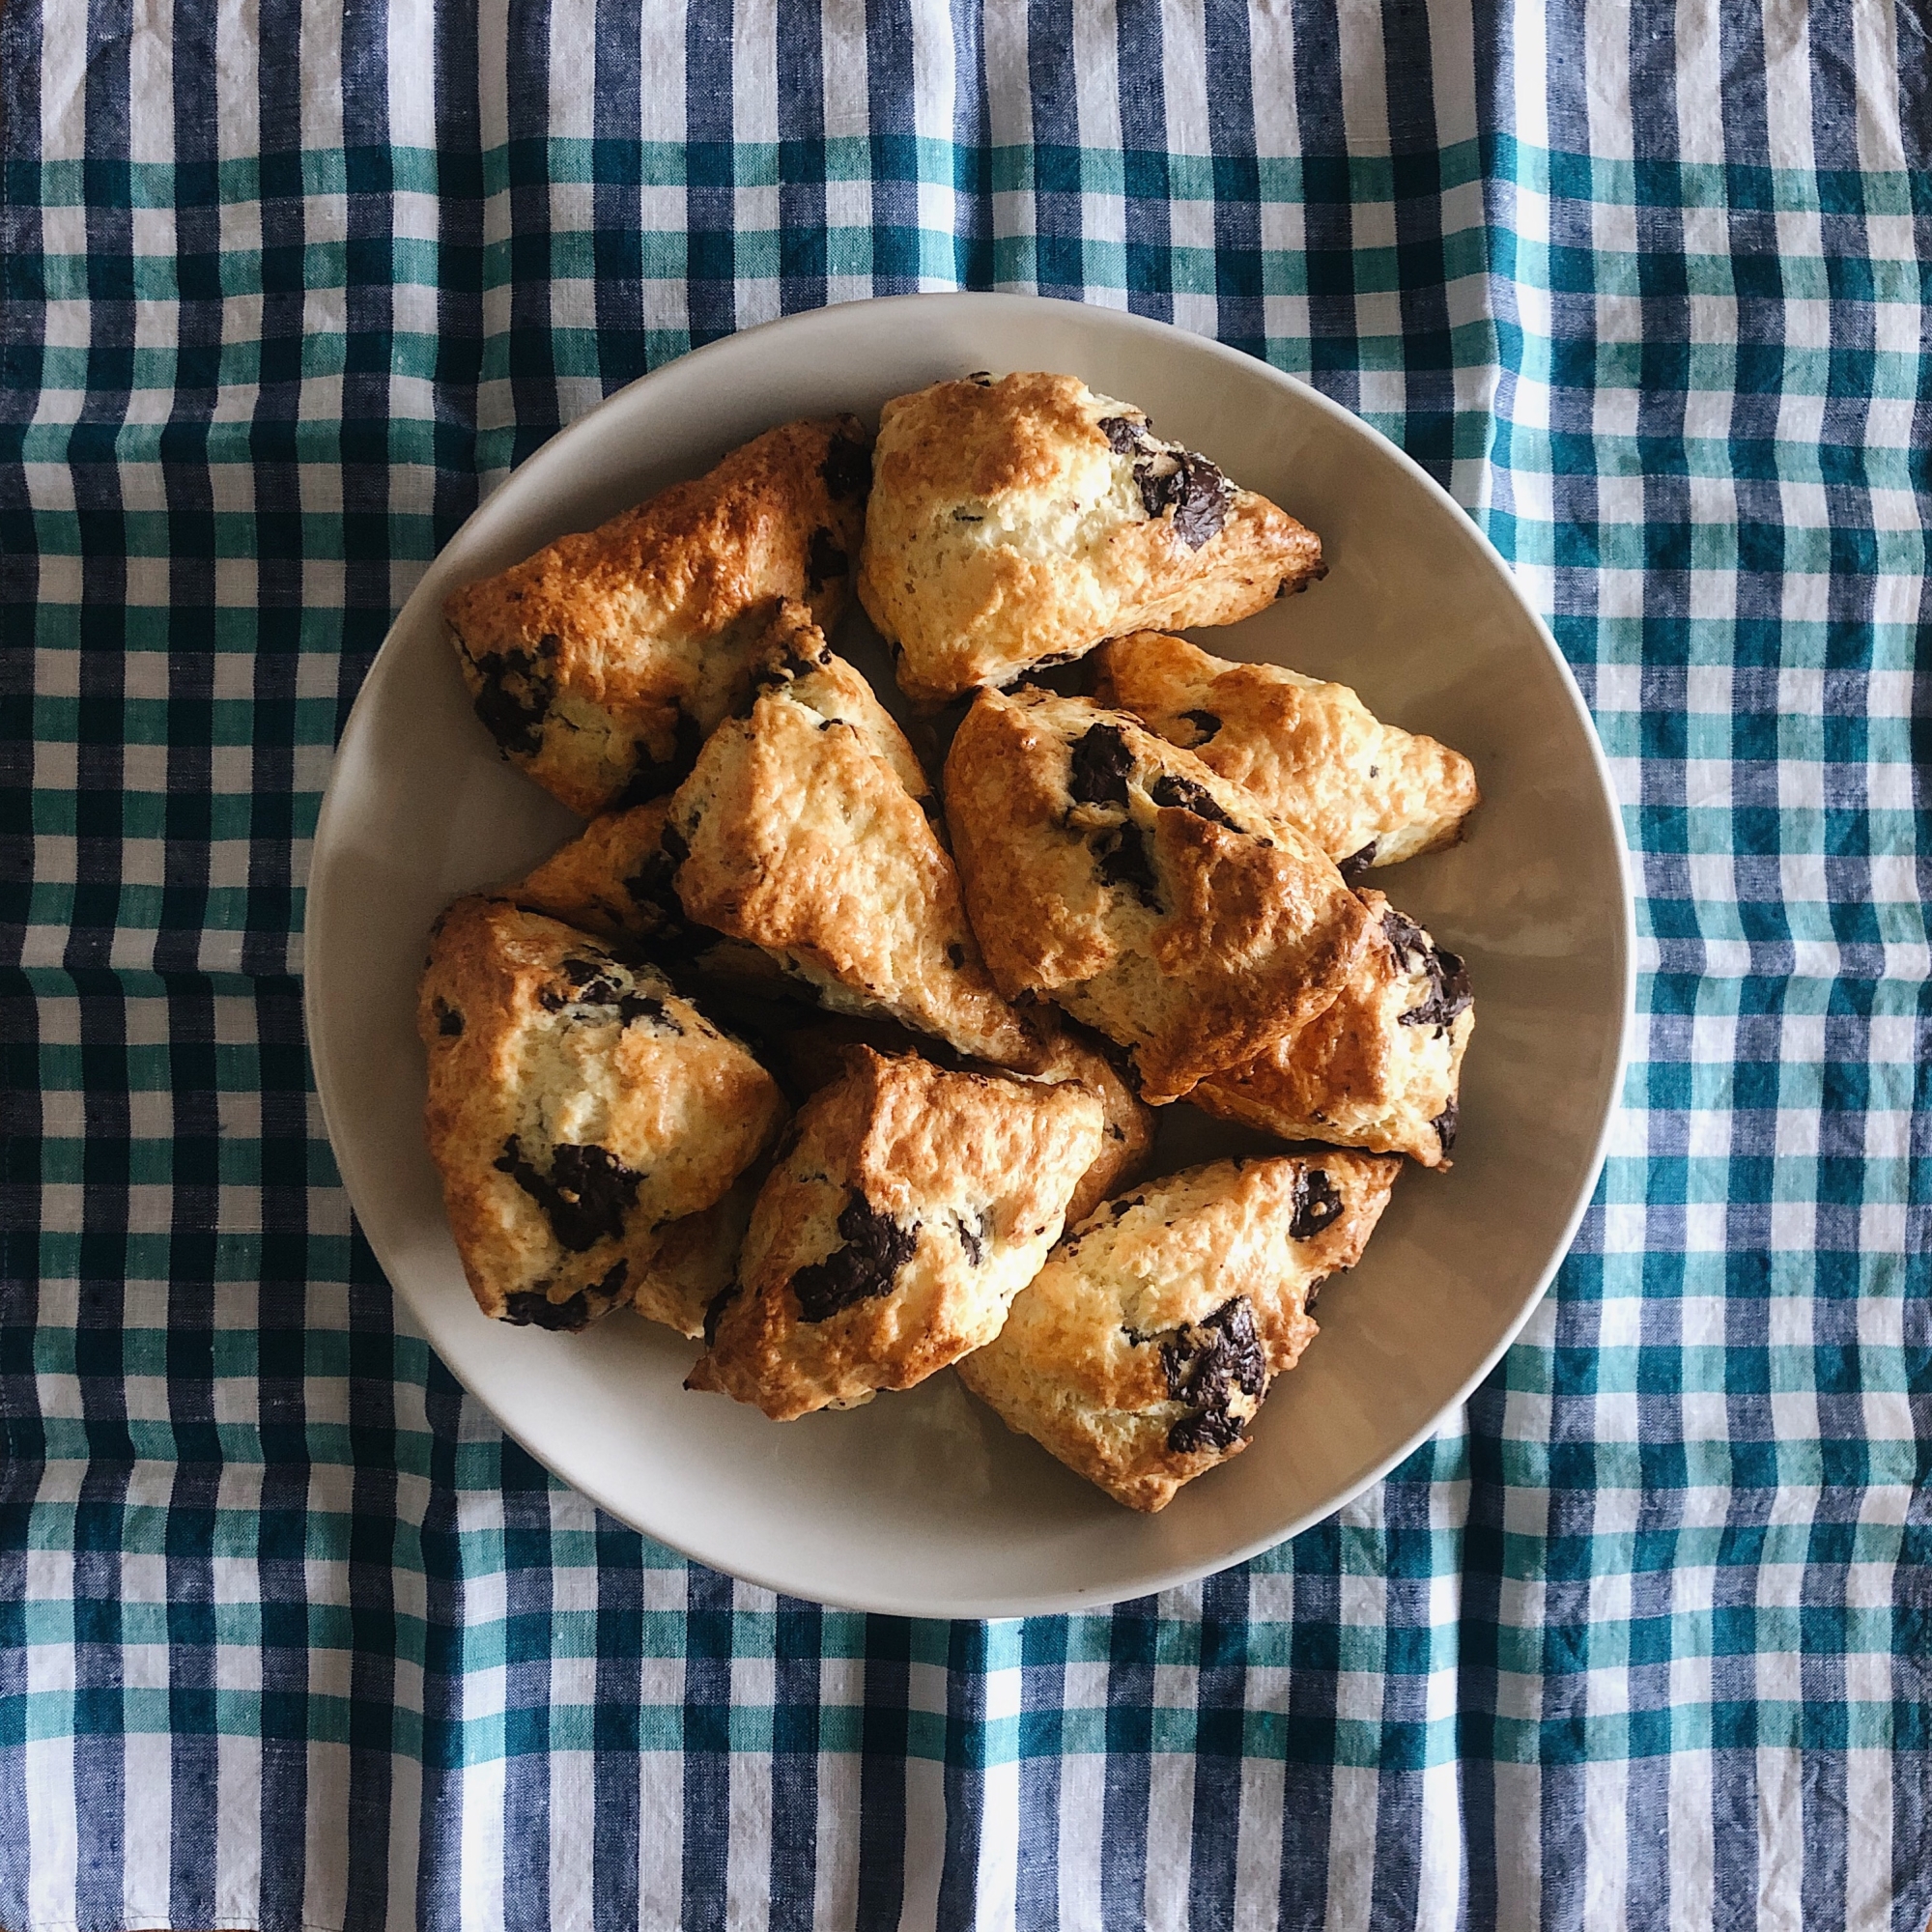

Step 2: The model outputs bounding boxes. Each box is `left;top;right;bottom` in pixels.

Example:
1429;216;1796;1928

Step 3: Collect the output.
306;293;1632;1618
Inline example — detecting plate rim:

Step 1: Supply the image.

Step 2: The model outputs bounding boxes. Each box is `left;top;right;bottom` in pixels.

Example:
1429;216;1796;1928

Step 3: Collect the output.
304;290;1635;1618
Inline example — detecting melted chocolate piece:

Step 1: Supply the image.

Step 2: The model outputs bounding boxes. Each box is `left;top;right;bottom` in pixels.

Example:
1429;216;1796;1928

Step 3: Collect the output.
1096;414;1146;454
469;635;558;758
1094;823;1160;909
966;370;993;386
1341;840;1379;884
1179;708;1221;744
955;1208;991;1266
1432;1098;1459;1154
952;509;983;523
1068;723;1135;808
616;992;682;1033
946;944;966;969
495;1136;642;1252
501;1287;594;1331
821;433;871;501
1385;913;1472;1033
1289;1168;1343;1241
790;1190;921;1322
1135;451;1231;550
1150;773;1235;827
434;999;464;1037
615;709;705;808
1380;908;1430;962
1155;1297;1266;1456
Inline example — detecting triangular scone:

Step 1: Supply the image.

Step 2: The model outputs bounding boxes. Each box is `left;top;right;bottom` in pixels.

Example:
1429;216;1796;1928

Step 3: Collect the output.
417;898;785;1331
944;687;1372;1103
668;610;1049;1070
444;415;872;815
686;1048;1105;1420
857;373;1324;704
956;1152;1400;1511
1094;631;1479;873
1193;892;1474;1167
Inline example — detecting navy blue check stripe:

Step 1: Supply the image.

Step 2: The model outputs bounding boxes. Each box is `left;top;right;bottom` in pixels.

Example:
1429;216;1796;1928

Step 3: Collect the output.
3;0;1929;1927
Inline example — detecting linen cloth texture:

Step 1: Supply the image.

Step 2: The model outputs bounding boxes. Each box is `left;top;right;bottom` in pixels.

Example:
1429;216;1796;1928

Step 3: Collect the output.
2;0;1927;1928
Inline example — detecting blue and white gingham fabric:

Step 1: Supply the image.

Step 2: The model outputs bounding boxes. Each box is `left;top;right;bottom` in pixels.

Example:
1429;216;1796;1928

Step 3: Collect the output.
2;2;1927;1926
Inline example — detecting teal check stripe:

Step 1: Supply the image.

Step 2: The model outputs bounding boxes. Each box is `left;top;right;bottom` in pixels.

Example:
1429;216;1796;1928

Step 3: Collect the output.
3;0;1927;1927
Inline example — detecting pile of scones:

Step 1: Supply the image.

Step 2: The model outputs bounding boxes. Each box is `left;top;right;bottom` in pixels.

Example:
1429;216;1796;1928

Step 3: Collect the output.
418;372;1479;1512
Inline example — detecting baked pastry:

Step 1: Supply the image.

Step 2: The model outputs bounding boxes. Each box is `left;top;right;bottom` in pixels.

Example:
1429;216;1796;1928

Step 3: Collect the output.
511;796;691;950
444;415;872;815
1026;1027;1155;1225
767;1013;1153;1229
417;897;785;1330
956;1152;1401;1511
687;1048;1105;1420
669;607;1048;1070
630;1175;759;1339
857;372;1324;703
1094;631;1479;873
944;686;1372;1102
1193;892;1473;1166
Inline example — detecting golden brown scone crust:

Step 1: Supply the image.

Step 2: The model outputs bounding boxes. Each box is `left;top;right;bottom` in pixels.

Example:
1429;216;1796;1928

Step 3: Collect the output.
687;1048;1105;1420
1094;632;1480;870
416;897;785;1330
445;415;872;815
1025;1027;1156;1225
669;612;1048;1071
511;797;684;947
944;687;1372;1102
857;373;1324;704
956;1152;1400;1511
1193;891;1474;1166
630;1175;759;1339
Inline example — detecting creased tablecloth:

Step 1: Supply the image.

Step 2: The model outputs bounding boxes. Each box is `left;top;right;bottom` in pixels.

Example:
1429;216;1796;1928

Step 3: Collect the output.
2;1;1927;1926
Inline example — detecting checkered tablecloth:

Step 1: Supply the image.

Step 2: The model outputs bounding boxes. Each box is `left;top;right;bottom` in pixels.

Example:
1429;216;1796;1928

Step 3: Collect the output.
3;0;1927;1926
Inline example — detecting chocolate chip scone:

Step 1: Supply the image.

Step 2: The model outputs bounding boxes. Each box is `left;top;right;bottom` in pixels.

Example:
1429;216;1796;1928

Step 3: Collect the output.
444;415;871;815
956;1152;1401;1511
668;608;1048;1070
1094;631;1480;874
944;686;1372;1102
1193;892;1474;1166
687;1047;1106;1420
857;372;1325;704
630;1174;759;1339
417;897;786;1331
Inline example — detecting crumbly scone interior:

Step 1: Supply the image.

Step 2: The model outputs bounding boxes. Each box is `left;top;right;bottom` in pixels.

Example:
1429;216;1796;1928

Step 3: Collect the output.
1094;630;1480;872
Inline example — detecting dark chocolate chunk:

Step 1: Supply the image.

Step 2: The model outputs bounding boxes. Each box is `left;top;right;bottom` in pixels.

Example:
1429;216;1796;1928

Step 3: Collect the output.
1150;772;1235;827
434;999;465;1037
1096;415;1147;454
821;433;871;501
616;992;682;1033
1094;823;1161;910
789;1190;921;1322
955;1208;991;1266
1341;840;1379;884
1179;708;1221;744
1289;1168;1344;1241
468;639;555;758
1388;915;1471;1034
501;1287;594;1331
807;527;848;588
1135;451;1231;550
1380;908;1430;963
1068;723;1135;808
1432;1098;1459;1154
1157;1297;1266;1456
614;707;705;808
946;944;966;970
951;509;983;523
495;1136;642;1252
966;370;993;386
